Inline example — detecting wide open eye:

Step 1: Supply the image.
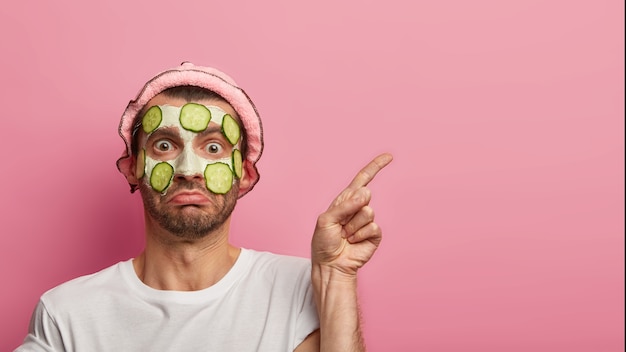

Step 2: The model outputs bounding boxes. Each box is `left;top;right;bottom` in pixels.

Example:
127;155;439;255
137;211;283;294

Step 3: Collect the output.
155;140;173;152
206;143;223;154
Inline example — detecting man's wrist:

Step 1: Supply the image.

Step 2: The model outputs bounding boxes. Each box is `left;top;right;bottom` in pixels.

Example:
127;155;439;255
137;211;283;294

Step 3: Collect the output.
312;263;359;288
311;263;365;352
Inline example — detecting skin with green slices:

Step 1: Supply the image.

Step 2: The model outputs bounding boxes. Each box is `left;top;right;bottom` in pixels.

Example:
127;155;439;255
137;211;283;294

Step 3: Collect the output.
136;149;146;179
179;103;211;132
150;162;174;193
232;149;243;179
142;106;162;134
204;163;233;194
221;114;241;145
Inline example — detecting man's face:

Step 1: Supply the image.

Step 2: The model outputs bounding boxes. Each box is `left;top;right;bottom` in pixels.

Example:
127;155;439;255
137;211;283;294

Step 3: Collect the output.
134;95;243;239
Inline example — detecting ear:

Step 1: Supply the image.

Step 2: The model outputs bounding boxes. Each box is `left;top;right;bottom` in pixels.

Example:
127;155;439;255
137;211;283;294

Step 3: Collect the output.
126;153;142;186
237;160;256;198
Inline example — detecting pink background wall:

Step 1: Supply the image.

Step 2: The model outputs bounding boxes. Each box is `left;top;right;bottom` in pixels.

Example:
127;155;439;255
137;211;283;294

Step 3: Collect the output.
1;0;623;350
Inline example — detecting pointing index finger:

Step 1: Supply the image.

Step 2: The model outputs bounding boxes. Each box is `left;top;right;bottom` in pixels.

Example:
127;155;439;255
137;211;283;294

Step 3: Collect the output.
347;153;393;190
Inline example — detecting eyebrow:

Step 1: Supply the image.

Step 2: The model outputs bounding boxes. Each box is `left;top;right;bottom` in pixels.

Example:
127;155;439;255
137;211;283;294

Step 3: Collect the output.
147;127;181;141
197;124;224;138
147;124;228;143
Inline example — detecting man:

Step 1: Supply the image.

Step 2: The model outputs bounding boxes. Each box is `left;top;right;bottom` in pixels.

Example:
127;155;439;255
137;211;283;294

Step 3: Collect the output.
16;62;392;351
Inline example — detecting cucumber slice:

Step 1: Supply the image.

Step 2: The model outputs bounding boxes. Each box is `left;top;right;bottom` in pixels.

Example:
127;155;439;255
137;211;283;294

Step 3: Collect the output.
136;148;146;179
232;149;243;179
142;106;162;134
204;162;233;194
150;162;174;193
180;103;211;132
222;114;240;145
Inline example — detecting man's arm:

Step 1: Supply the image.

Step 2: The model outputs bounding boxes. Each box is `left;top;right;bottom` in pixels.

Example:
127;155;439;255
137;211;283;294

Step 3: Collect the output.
309;153;393;351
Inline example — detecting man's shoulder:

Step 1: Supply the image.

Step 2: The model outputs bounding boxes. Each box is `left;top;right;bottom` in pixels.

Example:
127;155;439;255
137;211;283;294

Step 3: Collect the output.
244;248;310;269
242;248;312;282
40;260;131;308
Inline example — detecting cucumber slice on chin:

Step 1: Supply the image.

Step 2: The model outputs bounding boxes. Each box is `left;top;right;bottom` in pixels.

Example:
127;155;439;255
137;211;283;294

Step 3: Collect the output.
232;149;243;179
222;114;241;145
136;149;146;179
150;162;174;193
204;163;233;194
142;106;162;133
180;103;211;132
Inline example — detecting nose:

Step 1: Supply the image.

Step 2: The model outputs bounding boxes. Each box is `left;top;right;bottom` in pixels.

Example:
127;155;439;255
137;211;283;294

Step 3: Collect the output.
174;148;205;180
175;173;203;183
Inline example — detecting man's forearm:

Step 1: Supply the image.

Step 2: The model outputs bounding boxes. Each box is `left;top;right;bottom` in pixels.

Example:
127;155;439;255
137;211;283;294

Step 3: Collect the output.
312;264;365;352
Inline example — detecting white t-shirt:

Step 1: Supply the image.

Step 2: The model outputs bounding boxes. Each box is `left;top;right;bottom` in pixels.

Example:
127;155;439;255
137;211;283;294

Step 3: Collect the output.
16;249;319;351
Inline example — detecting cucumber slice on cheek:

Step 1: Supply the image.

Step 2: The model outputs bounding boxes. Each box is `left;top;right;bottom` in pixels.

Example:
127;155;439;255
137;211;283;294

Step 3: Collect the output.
142;106;162;133
180;103;211;132
150;162;174;193
136;149;146;179
204;163;233;194
232;149;243;179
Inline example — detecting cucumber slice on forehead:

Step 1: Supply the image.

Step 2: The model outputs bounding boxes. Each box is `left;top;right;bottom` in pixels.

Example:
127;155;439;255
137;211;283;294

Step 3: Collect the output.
150;162;174;193
142;106;162;133
232;149;243;179
136;148;146;179
204;163;233;194
222;114;241;145
180;103;211;132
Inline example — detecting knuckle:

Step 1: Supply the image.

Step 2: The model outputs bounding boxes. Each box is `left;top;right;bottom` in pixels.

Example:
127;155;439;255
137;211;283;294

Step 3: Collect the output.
370;222;381;234
316;213;331;227
362;206;375;221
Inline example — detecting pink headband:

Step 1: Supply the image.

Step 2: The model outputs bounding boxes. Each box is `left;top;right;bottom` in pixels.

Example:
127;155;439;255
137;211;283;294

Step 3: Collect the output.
116;62;263;198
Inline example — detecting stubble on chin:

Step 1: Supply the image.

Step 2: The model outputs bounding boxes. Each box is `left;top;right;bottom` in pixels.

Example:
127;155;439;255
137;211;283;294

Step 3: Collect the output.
138;179;239;240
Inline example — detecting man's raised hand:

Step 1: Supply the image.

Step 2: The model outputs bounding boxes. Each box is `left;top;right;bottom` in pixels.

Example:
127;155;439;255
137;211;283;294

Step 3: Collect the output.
311;153;393;276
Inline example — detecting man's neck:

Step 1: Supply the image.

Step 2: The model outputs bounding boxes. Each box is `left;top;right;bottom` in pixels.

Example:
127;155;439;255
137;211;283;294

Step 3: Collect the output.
133;217;240;291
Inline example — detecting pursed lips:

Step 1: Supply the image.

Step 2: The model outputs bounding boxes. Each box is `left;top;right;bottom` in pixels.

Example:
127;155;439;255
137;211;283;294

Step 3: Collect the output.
167;190;212;205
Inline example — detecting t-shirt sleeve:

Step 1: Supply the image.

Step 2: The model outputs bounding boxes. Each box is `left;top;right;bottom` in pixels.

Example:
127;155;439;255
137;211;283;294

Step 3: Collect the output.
14;300;65;352
293;264;320;348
